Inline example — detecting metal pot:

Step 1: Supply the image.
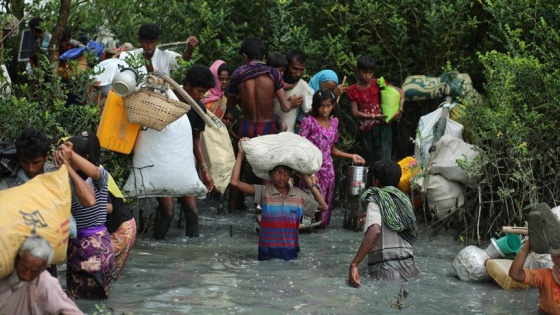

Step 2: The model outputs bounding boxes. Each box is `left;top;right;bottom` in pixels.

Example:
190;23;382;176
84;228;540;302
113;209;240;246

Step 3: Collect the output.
112;68;140;97
347;165;369;196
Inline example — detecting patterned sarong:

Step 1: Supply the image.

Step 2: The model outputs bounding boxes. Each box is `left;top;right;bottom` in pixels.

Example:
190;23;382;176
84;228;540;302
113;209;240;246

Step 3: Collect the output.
110;218;136;280
66;226;114;299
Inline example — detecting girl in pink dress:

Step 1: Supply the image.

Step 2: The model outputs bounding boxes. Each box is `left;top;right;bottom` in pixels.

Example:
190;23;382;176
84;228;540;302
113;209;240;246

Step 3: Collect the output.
299;89;365;227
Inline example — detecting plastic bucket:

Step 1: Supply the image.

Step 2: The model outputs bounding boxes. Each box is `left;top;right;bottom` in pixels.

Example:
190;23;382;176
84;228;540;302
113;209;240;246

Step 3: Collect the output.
486;234;521;259
347;165;368;196
485;238;506;259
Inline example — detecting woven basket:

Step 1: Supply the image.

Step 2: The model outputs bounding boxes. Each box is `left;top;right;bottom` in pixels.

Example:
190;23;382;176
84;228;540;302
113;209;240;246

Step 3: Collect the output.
123;89;191;131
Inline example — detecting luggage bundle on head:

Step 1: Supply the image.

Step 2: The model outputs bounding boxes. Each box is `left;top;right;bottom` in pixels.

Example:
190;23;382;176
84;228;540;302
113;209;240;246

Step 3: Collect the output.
0;166;71;279
241;132;323;180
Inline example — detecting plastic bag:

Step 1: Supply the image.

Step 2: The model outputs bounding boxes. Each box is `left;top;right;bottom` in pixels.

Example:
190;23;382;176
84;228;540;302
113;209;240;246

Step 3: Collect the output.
241;132;322;180
453;245;490;282
378;77;400;123
414;106;464;166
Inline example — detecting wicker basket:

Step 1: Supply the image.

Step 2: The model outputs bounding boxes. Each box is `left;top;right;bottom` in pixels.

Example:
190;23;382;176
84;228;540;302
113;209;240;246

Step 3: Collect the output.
123;89;191;131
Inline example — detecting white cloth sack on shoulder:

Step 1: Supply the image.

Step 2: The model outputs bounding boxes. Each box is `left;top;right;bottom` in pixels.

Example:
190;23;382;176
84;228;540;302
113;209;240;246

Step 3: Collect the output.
122;113;206;198
414;106;464;166
200;112;235;193
241;132;322;180
430;135;480;187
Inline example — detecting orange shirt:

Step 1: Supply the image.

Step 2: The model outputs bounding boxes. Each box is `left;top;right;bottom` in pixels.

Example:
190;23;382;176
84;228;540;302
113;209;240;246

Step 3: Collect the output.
524;268;560;314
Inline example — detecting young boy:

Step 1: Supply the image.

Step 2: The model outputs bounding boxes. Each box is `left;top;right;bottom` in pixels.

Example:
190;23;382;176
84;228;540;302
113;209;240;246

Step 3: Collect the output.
347;55;405;166
0;128;52;190
348;160;418;286
154;64;215;239
266;51;288;76
230;138;328;261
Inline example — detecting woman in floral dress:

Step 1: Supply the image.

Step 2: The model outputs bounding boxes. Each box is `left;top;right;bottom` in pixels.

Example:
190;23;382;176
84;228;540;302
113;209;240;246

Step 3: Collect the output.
299;90;365;227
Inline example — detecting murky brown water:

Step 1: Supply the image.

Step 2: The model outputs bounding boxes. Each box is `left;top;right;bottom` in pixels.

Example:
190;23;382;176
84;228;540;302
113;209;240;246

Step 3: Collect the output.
67;197;540;315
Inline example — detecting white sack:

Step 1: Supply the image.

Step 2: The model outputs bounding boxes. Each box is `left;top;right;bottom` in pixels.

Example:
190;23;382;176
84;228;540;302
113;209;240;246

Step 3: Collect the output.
122;114;206;197
416;175;464;219
414;106;464;166
200;112;235;193
241;132;322;180
453;245;490;282
430;135;480;187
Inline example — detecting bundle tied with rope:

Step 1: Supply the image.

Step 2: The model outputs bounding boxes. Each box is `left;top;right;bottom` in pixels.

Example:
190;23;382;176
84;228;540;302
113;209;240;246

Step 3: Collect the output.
360;186;417;244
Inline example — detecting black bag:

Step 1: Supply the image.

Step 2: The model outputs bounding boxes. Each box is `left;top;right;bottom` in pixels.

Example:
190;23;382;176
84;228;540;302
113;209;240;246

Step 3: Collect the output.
0;141;18;178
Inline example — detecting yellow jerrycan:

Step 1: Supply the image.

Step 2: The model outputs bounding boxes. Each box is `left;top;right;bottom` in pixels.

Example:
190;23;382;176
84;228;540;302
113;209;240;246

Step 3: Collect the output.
97;90;140;154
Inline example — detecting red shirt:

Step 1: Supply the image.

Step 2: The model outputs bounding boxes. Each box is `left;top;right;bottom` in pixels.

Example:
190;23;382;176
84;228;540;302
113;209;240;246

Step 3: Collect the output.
347;79;383;132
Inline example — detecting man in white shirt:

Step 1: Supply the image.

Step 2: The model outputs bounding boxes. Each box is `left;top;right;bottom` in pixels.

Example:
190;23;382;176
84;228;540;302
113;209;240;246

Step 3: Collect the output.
120;23;202;239
272;49;313;133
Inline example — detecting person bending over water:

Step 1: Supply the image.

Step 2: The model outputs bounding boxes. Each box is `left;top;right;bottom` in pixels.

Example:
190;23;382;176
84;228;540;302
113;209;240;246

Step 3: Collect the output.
349;160;418;286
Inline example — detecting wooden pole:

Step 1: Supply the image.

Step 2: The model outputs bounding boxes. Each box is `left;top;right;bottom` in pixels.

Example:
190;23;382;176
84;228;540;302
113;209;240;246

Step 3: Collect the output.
502;226;528;235
153;69;216;128
336;75;347;104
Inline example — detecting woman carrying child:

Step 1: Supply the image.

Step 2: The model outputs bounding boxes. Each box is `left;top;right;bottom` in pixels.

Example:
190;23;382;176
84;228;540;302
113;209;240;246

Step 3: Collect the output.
298;89;365;228
55;133;114;299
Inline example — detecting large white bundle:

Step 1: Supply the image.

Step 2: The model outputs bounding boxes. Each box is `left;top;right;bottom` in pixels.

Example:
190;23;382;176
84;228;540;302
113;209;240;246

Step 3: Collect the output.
430;135;480;187
415;174;464;219
122;114;206;197
453;245;490;282
241;132;322;180
414;107;464;166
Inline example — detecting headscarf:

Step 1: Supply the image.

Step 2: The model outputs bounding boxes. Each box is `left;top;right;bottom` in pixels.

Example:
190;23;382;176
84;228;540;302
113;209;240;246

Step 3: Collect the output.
308;69;339;92
202;59;227;104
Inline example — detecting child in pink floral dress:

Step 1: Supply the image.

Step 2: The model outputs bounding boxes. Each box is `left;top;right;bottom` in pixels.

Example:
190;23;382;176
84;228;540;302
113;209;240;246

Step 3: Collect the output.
299;89;365;227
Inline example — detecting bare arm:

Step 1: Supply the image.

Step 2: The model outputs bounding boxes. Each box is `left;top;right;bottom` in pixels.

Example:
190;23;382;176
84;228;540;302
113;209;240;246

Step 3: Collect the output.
181;36;199;61
55;143;96;208
193;130;214;192
349;224;381;288
350;100;386;120
229;139;256;195
300;173;328;212
226;93;237;115
275;88;295;112
331;147;365;164
509;241;530;283
391;85;406;120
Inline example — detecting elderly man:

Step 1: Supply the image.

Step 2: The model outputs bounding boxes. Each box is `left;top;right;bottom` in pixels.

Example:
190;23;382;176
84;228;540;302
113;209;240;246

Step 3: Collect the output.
0;235;83;314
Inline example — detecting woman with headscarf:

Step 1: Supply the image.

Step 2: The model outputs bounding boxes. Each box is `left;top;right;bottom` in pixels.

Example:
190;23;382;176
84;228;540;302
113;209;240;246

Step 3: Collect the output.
308;69;346;97
202;60;230;119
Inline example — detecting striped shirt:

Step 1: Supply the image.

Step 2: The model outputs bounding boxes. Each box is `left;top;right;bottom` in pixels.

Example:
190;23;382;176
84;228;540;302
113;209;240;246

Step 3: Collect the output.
71;167;109;230
228;61;284;96
254;184;318;261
